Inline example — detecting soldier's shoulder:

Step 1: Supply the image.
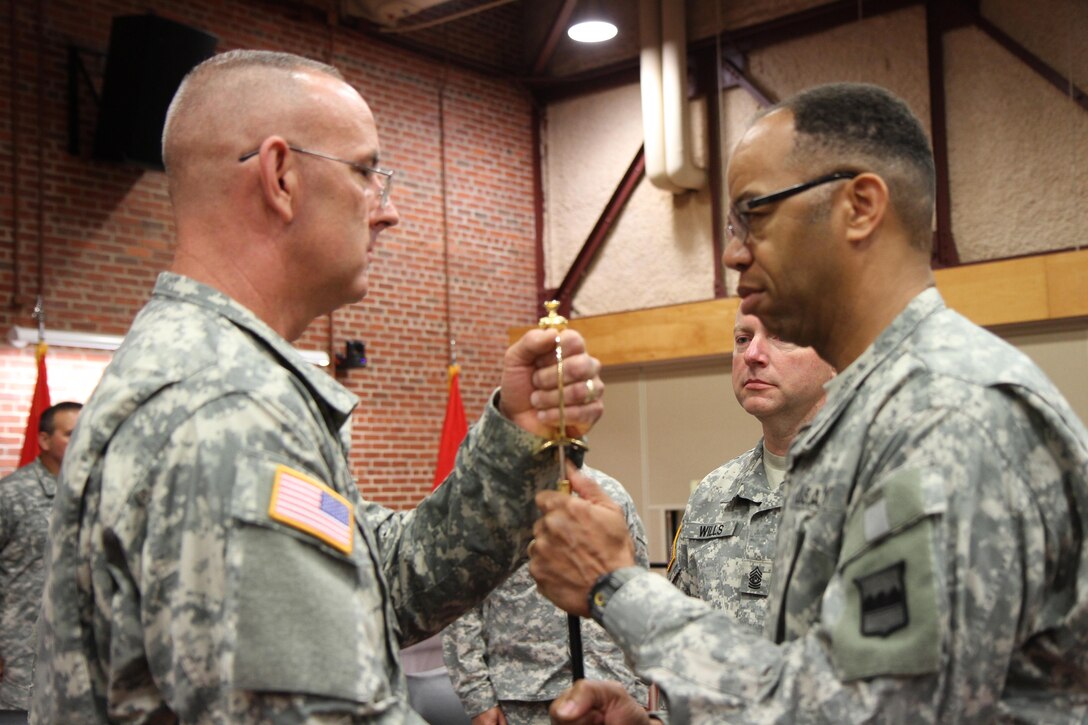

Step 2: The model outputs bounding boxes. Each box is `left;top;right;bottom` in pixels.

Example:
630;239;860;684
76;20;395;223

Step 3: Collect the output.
688;447;759;501
583;466;632;502
0;464;41;497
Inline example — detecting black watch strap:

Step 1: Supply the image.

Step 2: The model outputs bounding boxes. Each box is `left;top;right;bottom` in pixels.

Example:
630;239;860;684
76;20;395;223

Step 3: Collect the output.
587;567;641;625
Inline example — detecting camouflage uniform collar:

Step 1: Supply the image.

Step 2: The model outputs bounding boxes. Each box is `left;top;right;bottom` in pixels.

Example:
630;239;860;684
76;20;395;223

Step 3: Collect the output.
793;287;944;456
729;439;780;507
151;272;357;425
29;458;57;498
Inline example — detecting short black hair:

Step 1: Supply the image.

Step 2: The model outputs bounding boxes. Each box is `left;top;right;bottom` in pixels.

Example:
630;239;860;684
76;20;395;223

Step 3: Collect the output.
771;83;936;250
40;401;83;435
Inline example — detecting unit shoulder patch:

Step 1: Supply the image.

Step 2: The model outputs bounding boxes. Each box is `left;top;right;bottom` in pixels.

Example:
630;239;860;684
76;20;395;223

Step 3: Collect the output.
854;560;908;637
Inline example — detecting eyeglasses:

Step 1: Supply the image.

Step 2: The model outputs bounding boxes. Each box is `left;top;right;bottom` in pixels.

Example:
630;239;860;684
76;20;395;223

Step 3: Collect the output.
726;171;858;244
238;145;395;208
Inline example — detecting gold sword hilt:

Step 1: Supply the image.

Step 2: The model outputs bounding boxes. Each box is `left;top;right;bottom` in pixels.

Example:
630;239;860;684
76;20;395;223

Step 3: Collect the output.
538;300;587;494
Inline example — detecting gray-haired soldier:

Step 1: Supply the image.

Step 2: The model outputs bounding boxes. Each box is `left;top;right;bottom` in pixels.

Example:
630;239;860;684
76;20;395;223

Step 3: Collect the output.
0;402;80;725
668;311;832;631
443;466;648;725
32;50;604;724
530;82;1088;723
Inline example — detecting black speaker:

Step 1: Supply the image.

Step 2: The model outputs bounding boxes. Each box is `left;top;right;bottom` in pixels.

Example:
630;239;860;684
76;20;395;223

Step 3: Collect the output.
93;15;217;170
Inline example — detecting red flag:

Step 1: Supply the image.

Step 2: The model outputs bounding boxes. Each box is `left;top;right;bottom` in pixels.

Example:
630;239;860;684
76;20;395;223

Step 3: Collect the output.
432;364;468;489
18;341;51;467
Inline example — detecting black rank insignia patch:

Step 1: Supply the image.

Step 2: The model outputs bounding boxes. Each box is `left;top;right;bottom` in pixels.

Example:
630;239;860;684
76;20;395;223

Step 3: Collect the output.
854;561;908;637
741;558;771;597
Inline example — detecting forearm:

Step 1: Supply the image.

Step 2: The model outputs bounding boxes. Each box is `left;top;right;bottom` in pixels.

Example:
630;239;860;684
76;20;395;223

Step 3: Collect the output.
378;393;558;642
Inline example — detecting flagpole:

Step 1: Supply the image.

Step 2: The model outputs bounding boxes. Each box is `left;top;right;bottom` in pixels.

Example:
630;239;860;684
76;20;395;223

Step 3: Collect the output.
18;296;50;467
34;294;45;341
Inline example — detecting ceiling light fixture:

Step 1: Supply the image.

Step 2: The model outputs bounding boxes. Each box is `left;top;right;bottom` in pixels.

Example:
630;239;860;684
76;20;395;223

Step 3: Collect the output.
567;0;617;43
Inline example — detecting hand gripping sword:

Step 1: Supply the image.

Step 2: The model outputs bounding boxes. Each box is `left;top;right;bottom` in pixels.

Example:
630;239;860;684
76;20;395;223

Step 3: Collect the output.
538;300;588;681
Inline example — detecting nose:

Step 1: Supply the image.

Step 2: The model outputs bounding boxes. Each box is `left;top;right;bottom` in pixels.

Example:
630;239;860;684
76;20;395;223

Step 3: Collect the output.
744;333;769;365
722;235;751;272
371;197;400;229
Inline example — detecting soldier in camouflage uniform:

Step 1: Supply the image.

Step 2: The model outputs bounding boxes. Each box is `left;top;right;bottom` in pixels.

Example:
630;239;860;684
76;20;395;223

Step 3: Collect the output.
0;403;80;724
442;466;648;725
668;311;832;632
31;50;605;724
530;83;1088;723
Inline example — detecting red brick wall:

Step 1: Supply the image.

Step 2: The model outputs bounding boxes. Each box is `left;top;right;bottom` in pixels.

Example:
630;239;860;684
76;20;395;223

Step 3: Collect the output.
0;0;539;508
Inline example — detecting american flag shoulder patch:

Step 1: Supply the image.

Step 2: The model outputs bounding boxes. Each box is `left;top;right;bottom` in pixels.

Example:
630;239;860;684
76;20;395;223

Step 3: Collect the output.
268;465;354;555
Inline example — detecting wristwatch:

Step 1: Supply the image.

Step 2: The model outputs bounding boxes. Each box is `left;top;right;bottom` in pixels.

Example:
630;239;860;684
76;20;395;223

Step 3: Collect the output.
587;567;642;625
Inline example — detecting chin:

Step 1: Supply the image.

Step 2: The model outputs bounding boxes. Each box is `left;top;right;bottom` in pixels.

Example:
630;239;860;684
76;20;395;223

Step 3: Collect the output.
741;398;780;417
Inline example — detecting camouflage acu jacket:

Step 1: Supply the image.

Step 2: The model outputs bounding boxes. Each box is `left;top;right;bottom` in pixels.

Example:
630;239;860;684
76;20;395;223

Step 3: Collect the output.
0;459;56;710
442;466;649;717
668;443;781;633
597;289;1088;723
32;273;558;724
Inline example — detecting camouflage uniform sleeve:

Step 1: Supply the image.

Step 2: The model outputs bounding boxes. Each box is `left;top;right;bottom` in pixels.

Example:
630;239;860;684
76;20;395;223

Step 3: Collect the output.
98;393;420;721
628;504;650;570
596;400;1066;723
441;603;499;717
0;485;11;660
0;485;11;545
364;392;559;644
666;498;694;595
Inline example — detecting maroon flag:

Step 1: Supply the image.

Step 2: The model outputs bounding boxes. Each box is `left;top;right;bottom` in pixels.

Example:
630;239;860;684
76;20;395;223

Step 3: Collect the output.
18;342;51;466
432;364;468;489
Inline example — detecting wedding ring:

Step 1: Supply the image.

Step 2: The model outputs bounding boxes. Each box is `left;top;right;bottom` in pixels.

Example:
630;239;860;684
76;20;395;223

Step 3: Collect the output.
585;378;598;402
527;539;536;557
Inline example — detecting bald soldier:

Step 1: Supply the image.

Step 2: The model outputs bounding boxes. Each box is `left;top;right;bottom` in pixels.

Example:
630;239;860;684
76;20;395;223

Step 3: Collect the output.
33;50;604;723
529;83;1088;723
668;311;833;631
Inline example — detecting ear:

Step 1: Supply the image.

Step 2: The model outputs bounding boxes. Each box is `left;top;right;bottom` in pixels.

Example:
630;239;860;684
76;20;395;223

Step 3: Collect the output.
38;430;51;451
842;173;888;246
255;137;297;224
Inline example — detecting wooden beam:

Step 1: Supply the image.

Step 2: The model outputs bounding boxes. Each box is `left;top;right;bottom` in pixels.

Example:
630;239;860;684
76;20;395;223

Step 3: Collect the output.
511;249;1088;367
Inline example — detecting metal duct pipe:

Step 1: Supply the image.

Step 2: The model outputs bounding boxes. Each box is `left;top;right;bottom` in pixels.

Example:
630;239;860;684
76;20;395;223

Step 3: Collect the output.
660;0;705;190
639;0;682;193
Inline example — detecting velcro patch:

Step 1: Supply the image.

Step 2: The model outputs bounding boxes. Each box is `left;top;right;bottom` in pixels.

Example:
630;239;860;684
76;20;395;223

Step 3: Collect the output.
855;561;908;637
741;558;772;597
268;465;353;554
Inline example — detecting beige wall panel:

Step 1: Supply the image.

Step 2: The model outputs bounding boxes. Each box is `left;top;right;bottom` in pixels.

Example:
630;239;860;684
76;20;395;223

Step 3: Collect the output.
544;82;716;316
746;6;930;132
945;26;1088;262
543;83;644;291
584;373;648;518
571;175;716;315
981;0;1087;89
